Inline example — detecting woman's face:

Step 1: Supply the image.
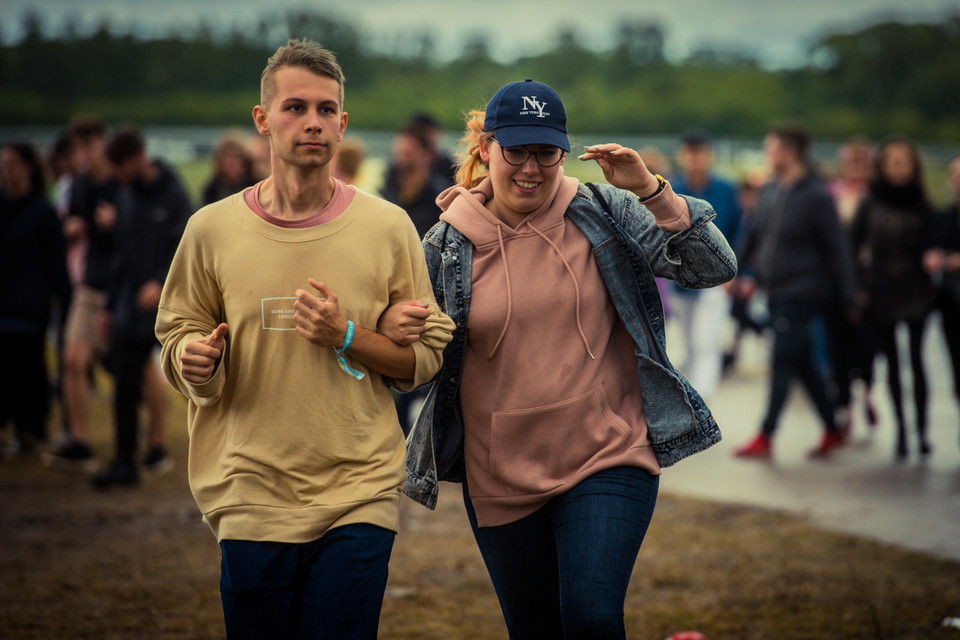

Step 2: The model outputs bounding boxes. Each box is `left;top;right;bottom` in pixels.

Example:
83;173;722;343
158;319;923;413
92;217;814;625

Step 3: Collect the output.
880;142;916;187
479;136;565;226
0;147;31;198
219;148;248;182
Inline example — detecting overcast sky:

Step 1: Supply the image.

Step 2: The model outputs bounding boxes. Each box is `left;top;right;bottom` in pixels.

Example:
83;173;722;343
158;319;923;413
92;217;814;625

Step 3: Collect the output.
2;0;958;67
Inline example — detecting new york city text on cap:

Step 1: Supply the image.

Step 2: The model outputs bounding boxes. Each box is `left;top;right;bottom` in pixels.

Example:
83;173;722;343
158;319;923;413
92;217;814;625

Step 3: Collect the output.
484;79;570;152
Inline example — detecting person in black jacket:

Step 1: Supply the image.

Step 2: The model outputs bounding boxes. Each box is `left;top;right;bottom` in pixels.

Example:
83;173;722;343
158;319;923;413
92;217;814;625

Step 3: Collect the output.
734;124;857;459
91;126;191;487
852;136;936;459
924;155;960;450
0;142;71;454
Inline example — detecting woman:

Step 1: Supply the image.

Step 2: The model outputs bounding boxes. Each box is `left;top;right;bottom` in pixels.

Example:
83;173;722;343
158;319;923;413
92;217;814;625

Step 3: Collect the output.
851;136;935;459
381;80;736;638
201;134;258;206
0;142;71;453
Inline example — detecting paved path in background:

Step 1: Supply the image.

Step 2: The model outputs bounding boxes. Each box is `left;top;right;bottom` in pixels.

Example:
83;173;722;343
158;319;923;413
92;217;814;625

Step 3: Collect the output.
661;315;960;561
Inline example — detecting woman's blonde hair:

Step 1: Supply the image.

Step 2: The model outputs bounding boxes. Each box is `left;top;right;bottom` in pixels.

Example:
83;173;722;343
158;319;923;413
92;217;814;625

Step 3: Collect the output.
455;110;495;189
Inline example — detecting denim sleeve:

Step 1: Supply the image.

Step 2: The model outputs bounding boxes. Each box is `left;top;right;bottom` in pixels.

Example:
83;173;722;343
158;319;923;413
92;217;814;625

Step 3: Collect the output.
607;184;738;288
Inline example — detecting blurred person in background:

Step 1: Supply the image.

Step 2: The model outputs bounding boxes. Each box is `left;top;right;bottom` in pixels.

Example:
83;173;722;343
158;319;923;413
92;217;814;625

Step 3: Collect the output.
245;133;272;181
668;130;743;398
46;130;81;440
90;125;191;487
829;137;874;226
48;130;77;219
734;124;856;459
852;136;935;459
638;145;676;318
329;135;367;186
379;123;453;433
382;121;454;238
383;79;736;639
45;117;117;471
722;169;769;371
408;111;457;184
827;137;879;434
48;129;86;293
202;133;258;206
0;142;71;455
924;155;960;450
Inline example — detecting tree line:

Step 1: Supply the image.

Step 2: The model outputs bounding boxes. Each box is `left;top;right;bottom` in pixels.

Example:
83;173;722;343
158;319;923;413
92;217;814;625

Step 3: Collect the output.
1;10;959;143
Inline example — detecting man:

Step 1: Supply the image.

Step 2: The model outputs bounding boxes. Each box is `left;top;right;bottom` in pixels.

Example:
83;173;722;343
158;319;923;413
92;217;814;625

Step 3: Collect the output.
381;122;453;238
155;39;454;639
734;124;855;459
924;155;960;446
43;118;116;470
669;130;743;397
91;125;191;487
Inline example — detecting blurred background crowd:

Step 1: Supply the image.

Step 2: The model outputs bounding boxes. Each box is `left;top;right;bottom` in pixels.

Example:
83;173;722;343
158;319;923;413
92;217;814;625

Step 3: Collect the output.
2;4;960;480
3;111;960;480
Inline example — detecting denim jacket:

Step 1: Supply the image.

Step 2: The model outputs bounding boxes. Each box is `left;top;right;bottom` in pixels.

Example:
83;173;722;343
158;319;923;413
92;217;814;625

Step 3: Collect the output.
404;182;738;509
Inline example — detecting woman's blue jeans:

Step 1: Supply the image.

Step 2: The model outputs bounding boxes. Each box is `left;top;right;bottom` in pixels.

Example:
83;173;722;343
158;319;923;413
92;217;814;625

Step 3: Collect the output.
219;524;395;640
464;466;660;639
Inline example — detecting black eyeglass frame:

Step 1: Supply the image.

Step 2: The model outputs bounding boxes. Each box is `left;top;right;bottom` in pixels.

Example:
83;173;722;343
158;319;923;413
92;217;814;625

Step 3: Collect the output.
490;137;565;168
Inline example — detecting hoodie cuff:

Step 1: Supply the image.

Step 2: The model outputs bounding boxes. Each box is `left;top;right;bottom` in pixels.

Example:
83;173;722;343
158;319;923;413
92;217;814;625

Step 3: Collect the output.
640;182;691;232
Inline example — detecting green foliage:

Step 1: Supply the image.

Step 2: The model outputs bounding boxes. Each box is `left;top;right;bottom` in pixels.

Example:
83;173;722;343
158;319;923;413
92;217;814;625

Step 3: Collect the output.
1;11;959;142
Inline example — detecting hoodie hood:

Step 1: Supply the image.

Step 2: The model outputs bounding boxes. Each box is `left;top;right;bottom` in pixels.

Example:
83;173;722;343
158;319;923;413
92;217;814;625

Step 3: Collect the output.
437;172;590;359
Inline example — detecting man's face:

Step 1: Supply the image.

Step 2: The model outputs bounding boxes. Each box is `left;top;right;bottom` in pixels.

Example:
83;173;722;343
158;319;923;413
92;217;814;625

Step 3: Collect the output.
392;134;432;176
677;143;712;178
0;147;30;197
72;136;106;174
112;157;137;185
950;158;960;199
254;67;347;172
763;135;792;177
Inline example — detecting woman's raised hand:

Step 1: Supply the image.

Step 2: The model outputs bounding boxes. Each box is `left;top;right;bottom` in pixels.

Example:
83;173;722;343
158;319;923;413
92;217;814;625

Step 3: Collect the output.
579;143;661;199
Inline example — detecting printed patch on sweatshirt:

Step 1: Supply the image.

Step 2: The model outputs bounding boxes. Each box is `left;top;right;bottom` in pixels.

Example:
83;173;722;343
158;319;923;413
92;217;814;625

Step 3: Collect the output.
261;297;297;330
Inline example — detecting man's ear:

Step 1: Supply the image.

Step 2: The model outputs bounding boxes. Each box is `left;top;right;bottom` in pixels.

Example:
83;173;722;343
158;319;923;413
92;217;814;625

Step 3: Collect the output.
252;105;269;137
338;111;348;142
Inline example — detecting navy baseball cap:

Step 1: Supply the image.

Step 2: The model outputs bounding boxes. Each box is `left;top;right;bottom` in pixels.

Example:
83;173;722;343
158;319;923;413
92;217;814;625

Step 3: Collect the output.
484;79;570;152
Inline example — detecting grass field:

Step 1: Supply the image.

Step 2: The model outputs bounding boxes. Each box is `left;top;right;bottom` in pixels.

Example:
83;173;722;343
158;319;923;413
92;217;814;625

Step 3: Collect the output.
2;365;960;640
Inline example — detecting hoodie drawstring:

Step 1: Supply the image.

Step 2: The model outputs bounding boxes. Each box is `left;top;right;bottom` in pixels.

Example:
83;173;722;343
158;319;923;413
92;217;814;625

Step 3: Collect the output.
528;224;596;360
487;224;514;359
486;222;596;361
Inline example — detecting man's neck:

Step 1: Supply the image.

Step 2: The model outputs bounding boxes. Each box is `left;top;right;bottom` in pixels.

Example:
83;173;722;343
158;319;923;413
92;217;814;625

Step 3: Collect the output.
777;162;807;188
685;171;710;192
259;165;335;221
397;165;430;204
87;159;113;183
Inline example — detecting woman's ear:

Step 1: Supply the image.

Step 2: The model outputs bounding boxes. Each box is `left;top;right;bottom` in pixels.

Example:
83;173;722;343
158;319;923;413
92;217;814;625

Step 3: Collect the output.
478;135;491;163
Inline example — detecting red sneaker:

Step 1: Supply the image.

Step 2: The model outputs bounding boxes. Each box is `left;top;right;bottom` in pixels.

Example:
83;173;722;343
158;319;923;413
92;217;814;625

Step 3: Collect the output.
666;633;707;640
808;429;846;458
734;433;772;458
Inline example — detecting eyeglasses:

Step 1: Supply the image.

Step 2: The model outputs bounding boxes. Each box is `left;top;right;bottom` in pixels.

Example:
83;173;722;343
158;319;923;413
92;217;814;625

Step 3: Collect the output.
492;138;565;167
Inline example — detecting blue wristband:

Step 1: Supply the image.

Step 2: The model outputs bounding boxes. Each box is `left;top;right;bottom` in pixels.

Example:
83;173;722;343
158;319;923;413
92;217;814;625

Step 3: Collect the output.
334;320;354;355
334;320;365;380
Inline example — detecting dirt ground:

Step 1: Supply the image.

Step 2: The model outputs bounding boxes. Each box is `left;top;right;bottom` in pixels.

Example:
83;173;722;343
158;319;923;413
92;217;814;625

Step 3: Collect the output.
2;378;960;640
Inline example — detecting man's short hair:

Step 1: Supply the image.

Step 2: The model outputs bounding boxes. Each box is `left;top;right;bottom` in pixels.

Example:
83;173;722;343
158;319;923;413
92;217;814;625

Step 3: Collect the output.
68;116;107;143
260;39;345;110
768;123;810;162
398;122;435;153
106;125;145;165
680;128;711;148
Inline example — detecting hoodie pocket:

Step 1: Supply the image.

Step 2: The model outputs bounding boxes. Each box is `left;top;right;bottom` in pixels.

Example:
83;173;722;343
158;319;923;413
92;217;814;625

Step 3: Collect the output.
489;384;632;496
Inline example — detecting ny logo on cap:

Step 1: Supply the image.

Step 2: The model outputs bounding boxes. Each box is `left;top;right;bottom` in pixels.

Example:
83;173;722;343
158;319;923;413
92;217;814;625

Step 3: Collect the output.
520;96;549;118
